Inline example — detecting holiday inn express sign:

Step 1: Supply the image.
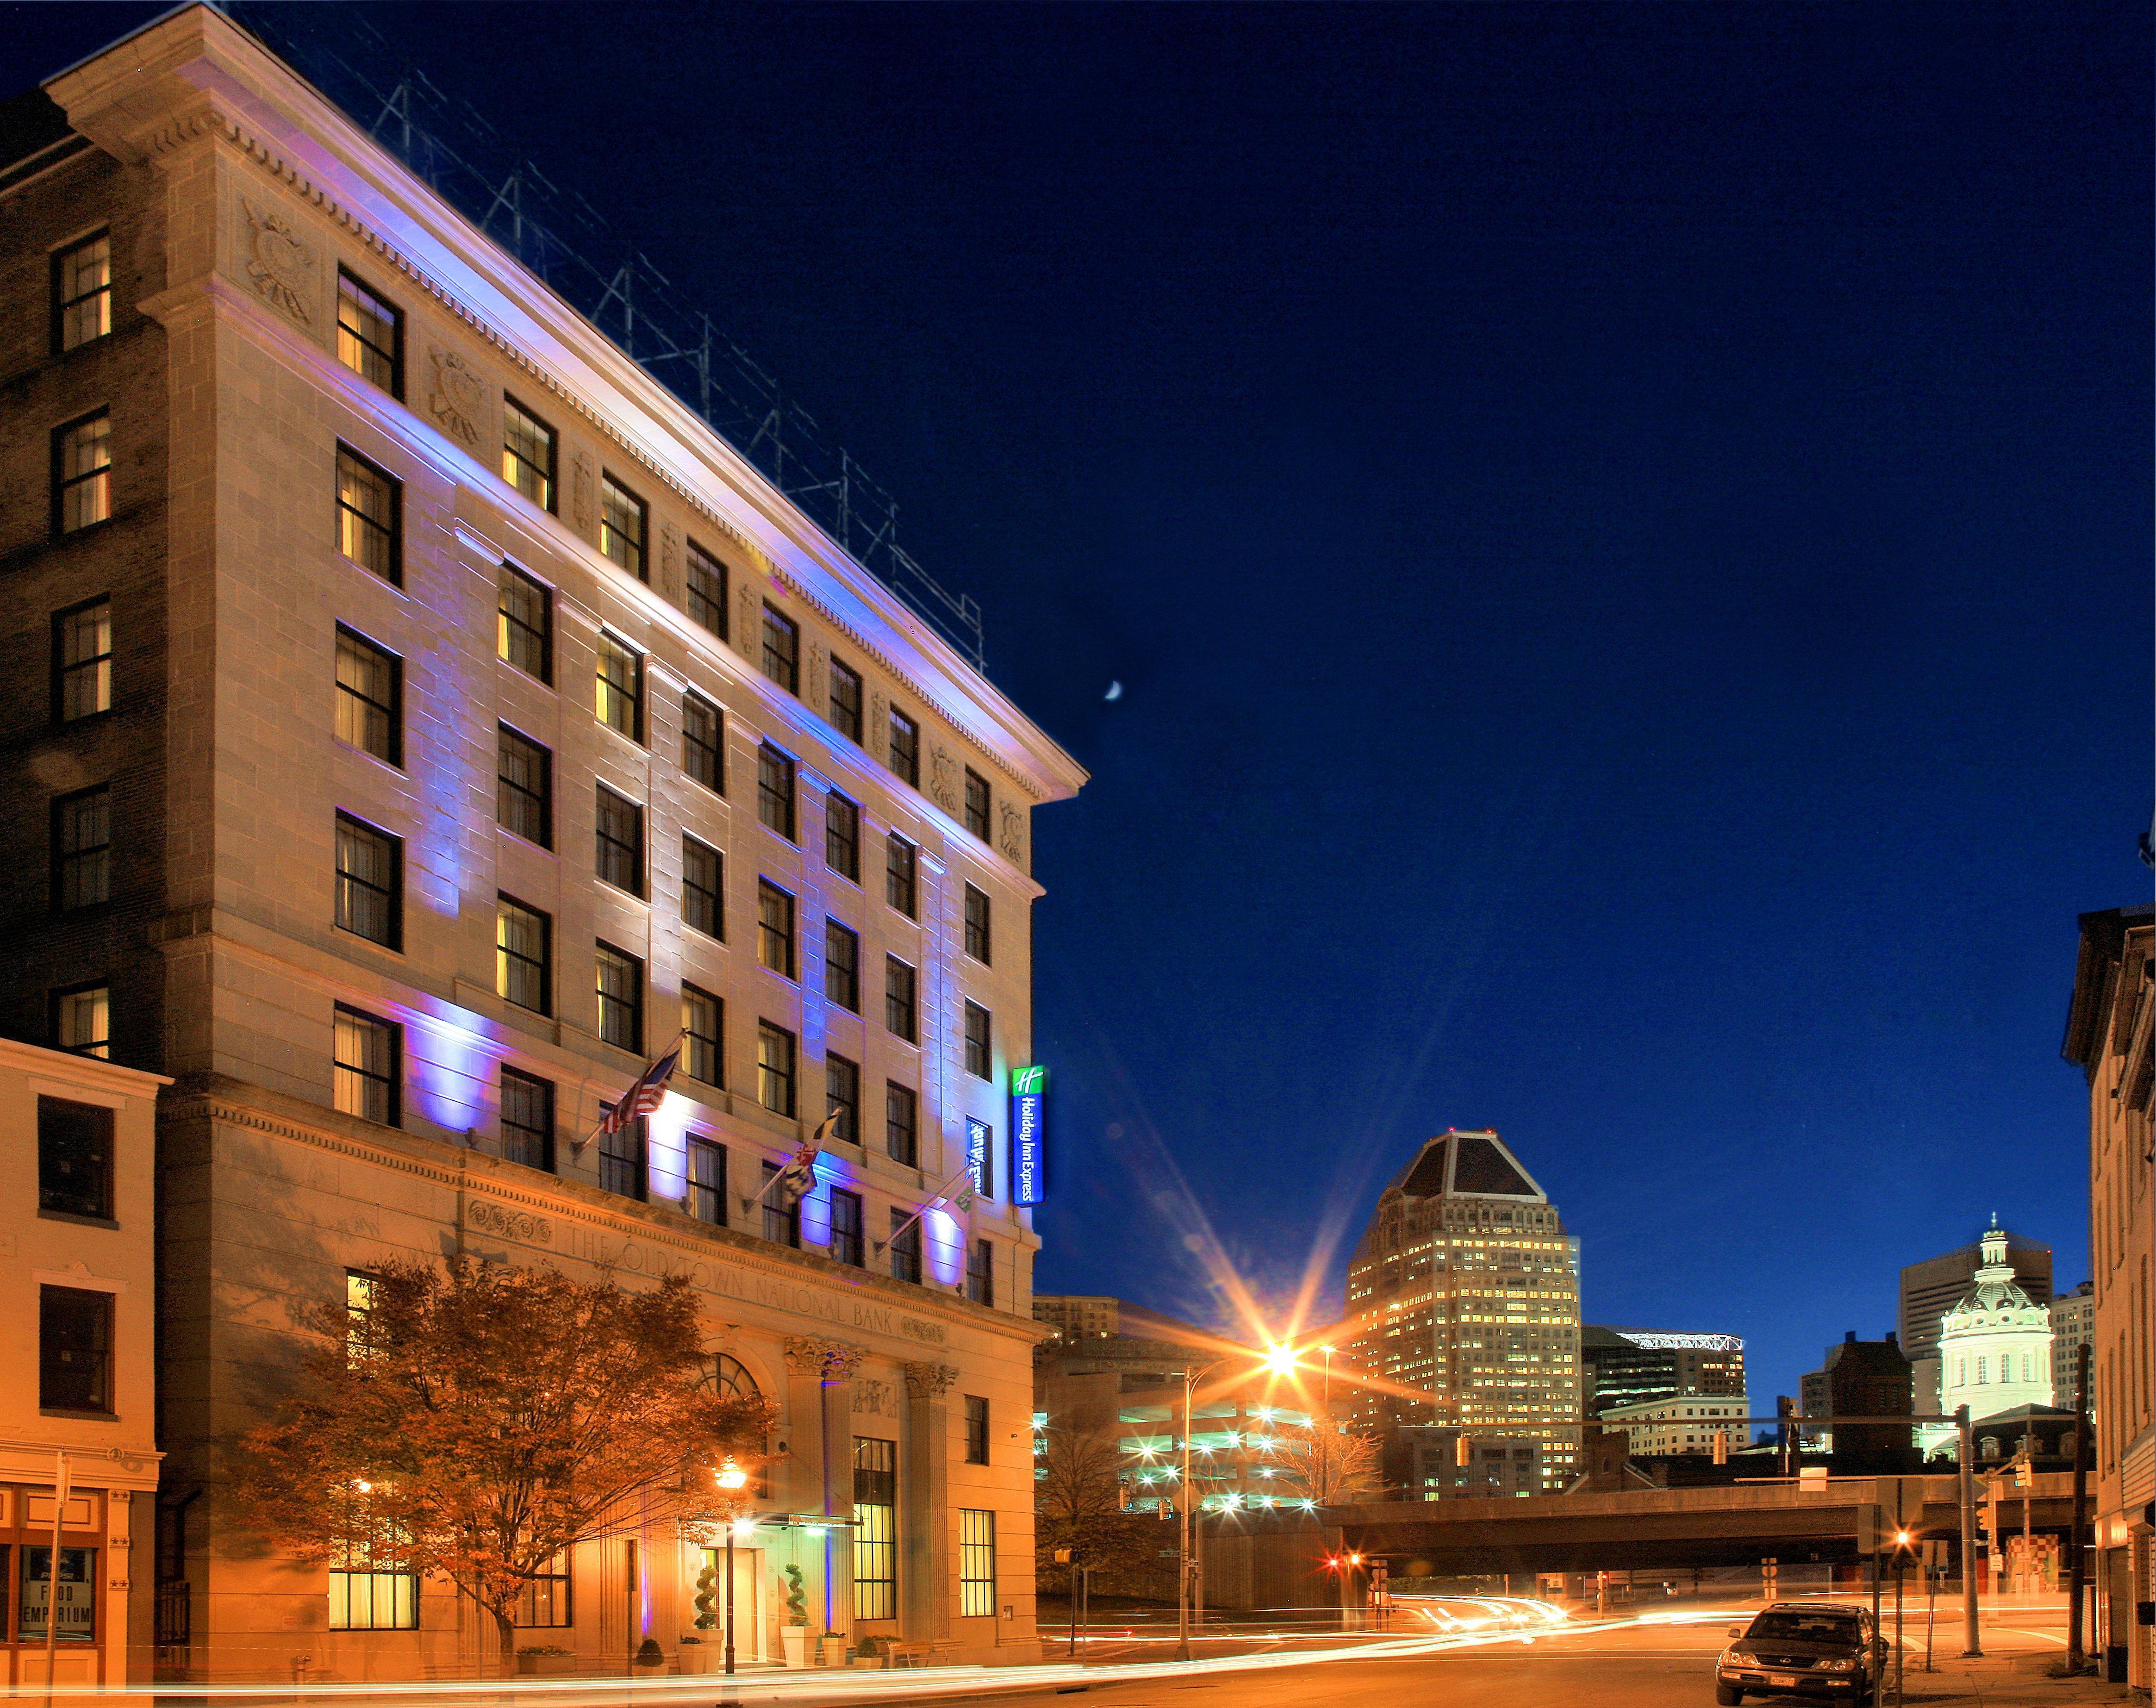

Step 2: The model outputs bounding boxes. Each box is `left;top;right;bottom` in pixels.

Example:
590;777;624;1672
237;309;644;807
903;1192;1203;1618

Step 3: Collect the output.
1012;1065;1046;1206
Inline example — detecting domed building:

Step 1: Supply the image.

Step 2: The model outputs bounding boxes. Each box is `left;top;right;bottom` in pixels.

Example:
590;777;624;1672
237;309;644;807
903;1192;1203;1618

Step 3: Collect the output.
1918;1218;2057;1460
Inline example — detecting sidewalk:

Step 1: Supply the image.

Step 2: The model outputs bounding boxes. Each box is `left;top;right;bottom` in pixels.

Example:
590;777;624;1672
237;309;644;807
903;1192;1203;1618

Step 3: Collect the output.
1876;1654;2132;1707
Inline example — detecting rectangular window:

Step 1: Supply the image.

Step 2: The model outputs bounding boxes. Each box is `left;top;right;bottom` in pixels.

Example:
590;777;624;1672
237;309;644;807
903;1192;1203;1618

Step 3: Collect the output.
511;1552;571;1628
501;397;557;512
22;1543;99;1641
600;473;648;578
335;627;401;766
683;692;724;793
824;920;860;1010
499;1068;555;1172
761;1160;800;1247
964;1396;990;1465
495;896;551;1015
885;834;917;918
967;1237;994;1308
964;768;991;841
595;785;644;896
54;411;111;535
889;1209;922;1284
958;1509;996;1617
40;1285;113;1413
757;1021;797;1117
885;1082;917;1167
683;836;723;939
53;598;112;723
888;708;919;786
52;786;111;912
885;957;916;1043
496;725;552;847
498;565;552;682
760;603;800;693
829;657;863;742
596;633;643;741
687;1135;727;1227
599;1111;648;1201
757;743;796;840
964;1001;992;1080
52;986;110;1061
345;1270;378;1363
595;942;643;1053
853;1439;897;1620
336;270;403;397
965;884;992;965
825;1053;860;1144
333;1005;399;1125
683;984;723;1088
335;813;401;949
757;881;796;979
829;1188;863;1266
685;539;727;638
330;1563;417;1632
39;1096;113;1220
335;445;400;583
54;232;112;352
825;790;860;881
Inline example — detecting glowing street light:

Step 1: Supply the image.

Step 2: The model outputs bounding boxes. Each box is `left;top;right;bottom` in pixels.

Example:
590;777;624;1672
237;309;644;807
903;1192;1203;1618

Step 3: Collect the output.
1264;1344;1300;1376
714;1458;750;1676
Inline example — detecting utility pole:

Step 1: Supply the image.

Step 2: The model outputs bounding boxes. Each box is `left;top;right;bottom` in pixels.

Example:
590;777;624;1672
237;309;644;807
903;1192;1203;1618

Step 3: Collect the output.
1956;1405;1980;1657
2066;1340;2090;1675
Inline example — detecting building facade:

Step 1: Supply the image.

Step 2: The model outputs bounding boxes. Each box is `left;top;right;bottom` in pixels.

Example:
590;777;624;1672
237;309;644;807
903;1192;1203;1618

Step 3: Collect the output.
2047;1280;2095;1381
1342;1130;1581;1492
2;1039;168;1687
1597;1395;1751;1459
1915;1220;2056;1461
2062;904;2152;1690
1032;1296;1122;1345
1899;1227;2052;1369
1383;1427;1543;1501
1801;1332;1914;1471
1580;1327;1745;1414
4;7;1083;1681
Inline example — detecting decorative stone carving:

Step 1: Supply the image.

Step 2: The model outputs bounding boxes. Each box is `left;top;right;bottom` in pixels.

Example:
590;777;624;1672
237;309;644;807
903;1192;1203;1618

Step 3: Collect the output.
808;641;826;713
661;522;679;598
853;1378;900;1419
998;799;1026;865
466;1198;553;1245
821;1343;866;1382
903;1362;959;1398
426;346;486;449
239;198;316;326
899;1316;949;1346
784;1335;864;1380
928;745;960;814
870;690;887;756
738;581;759;655
572;451;595;532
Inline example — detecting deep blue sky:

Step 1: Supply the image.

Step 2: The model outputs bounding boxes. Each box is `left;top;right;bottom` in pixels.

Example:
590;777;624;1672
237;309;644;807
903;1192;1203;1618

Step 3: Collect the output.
11;3;2148;1409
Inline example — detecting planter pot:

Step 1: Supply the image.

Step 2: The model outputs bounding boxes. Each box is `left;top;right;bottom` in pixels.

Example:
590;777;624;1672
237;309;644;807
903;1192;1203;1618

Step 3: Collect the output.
516;1655;576;1677
676;1647;720;1676
816;1635;847;1667
782;1628;810;1669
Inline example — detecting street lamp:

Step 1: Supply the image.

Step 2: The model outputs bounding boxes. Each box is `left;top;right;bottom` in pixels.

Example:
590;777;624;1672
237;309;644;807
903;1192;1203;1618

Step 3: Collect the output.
717;1459;749;1677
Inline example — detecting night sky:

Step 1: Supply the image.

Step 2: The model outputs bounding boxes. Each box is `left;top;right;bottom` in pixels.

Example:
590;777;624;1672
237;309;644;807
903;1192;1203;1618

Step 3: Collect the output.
9;3;2148;1410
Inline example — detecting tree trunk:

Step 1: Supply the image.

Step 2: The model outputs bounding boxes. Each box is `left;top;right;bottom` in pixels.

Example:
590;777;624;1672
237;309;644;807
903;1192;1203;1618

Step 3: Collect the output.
493;1606;520;1678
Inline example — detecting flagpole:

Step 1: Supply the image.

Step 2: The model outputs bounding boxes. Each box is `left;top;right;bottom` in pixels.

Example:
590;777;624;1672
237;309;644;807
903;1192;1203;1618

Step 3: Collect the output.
574;1029;691;1154
737;1111;841;1218
872;1164;977;1258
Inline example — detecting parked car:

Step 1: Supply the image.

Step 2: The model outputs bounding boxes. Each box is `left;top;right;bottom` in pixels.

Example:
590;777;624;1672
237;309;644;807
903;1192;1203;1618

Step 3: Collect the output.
1714;1601;1880;1704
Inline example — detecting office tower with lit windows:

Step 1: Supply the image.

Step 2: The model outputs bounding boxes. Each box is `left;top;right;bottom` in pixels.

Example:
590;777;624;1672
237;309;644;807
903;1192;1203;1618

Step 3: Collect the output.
0;6;1083;1679
1341;1129;1582;1491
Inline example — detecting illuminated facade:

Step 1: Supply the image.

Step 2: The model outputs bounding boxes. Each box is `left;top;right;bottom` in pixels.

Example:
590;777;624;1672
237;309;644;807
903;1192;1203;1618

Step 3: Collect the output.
2;7;1082;1680
1916;1219;2056;1462
1341;1130;1581;1491
1580;1326;1745;1414
2062;904;2152;1691
1598;1394;1751;1458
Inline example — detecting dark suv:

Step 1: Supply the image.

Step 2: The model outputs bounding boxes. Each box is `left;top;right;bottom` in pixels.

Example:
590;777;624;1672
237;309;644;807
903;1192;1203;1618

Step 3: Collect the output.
1715;1601;1880;1704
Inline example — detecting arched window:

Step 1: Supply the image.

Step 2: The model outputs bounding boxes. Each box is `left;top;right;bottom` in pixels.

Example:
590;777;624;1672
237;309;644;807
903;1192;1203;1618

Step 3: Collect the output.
1954;1357;1966;1387
2020;1352;2032;1384
709;1353;761;1399
1980;1437;2000;1460
1975;1356;1987;1384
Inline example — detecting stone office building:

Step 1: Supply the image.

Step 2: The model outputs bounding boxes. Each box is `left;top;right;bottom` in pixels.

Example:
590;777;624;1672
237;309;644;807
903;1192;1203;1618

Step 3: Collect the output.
0;6;1083;1680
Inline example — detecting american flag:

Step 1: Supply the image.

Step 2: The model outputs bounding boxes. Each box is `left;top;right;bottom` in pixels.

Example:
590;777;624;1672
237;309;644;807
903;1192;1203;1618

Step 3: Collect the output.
592;1045;680;1141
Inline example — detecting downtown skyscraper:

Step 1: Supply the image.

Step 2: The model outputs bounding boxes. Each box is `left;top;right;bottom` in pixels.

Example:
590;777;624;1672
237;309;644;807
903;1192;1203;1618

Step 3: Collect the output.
1341;1130;1582;1491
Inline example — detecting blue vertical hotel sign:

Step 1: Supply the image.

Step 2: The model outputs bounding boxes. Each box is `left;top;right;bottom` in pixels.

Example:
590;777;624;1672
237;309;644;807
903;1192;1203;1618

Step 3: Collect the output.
1011;1066;1047;1206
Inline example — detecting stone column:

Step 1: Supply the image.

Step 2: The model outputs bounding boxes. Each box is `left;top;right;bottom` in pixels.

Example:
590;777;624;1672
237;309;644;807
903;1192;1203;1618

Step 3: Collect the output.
821;1343;864;1639
782;1339;831;1519
903;1363;959;1641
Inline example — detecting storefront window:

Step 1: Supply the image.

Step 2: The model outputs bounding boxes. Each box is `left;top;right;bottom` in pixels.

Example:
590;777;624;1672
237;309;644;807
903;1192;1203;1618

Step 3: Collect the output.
21;1546;97;1641
853;1438;896;1620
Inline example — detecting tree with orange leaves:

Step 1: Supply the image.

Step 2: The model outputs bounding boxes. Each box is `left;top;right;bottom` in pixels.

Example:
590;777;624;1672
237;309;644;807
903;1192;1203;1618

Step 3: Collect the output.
237;1257;774;1674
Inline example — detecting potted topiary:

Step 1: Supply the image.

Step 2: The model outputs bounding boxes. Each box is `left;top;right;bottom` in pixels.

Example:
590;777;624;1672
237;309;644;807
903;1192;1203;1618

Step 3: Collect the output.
632;1637;666;1674
780;1565;810;1668
515;1646;575;1677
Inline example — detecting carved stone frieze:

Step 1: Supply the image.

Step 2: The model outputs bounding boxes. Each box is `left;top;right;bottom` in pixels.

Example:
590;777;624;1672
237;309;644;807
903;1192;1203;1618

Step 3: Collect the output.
903;1361;959;1398
239;197;316;326
808;641;826;713
871;690;888;756
784;1334;865;1380
852;1377;900;1419
738;581;759;655
466;1198;554;1245
426;346;487;449
661;522;680;598
929;745;959;814
998;799;1026;865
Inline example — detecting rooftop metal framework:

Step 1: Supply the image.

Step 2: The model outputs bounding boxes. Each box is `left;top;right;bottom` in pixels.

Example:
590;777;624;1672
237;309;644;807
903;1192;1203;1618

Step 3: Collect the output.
223;4;987;670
